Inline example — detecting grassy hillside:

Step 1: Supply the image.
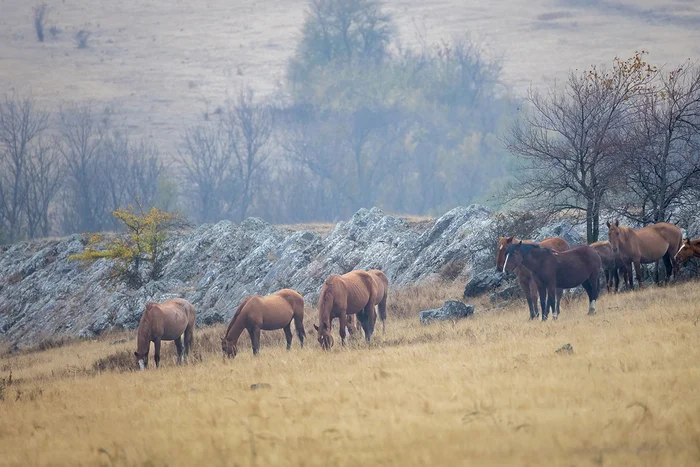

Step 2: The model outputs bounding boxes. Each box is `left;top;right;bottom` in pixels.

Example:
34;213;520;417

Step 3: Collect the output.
1;0;699;156
1;280;699;465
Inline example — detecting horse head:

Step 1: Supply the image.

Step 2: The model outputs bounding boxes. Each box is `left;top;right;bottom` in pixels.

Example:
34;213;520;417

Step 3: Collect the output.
134;351;148;370
496;236;515;272
675;237;697;263
606;219;622;254
314;323;334;350
503;240;524;272
221;336;237;358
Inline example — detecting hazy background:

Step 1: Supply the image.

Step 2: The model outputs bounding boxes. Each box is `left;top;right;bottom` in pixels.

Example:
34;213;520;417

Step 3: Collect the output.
1;0;699;241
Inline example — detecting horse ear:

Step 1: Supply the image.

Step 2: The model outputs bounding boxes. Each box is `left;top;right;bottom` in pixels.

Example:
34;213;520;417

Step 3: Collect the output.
134;352;139;358
606;221;611;228
685;237;691;243
615;219;619;226
507;236;514;243
518;240;523;245
314;324;319;332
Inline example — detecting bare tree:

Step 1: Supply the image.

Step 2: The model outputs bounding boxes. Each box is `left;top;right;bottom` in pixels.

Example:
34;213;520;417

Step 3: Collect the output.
0;93;49;242
225;88;274;221
618;62;700;225
57;102;109;233
25;141;63;238
178;121;236;224
506;53;657;243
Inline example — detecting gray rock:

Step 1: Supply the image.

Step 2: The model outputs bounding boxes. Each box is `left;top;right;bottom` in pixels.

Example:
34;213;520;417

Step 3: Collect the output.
489;284;523;304
464;269;507;298
534;220;585;247
555;343;573;355
420;300;474;324
0;205;593;347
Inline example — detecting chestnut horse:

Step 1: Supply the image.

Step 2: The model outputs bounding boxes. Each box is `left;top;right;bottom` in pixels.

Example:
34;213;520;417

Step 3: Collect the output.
590;241;631;292
675;238;700;263
504;242;602;320
314;270;379;349
221;289;305;358
496;236;570;319
134;298;196;370
606;220;683;288
345;269;389;336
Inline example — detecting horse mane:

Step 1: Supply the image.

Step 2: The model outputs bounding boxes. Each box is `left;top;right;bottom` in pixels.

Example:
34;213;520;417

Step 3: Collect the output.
225;296;253;338
318;281;335;328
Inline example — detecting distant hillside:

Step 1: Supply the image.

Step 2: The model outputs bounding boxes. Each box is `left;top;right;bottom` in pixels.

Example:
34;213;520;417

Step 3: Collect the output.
1;0;699;155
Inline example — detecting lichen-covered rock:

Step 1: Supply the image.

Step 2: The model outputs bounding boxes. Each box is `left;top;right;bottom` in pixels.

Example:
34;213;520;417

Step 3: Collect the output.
463;269;507;298
534;221;585;247
420;301;474;324
0;205;586;347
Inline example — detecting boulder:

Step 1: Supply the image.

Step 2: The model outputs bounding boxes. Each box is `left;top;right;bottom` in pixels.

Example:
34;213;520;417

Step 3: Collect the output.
489;283;523;304
420;300;474;324
464;269;507;298
534;221;585;247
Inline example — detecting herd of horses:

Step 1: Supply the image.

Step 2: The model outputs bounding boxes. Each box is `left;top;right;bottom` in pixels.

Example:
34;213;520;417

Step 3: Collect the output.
134;220;700;369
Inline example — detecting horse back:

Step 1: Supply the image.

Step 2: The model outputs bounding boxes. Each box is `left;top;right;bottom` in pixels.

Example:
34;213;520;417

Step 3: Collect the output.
540;237;570;252
340;270;375;313
367;269;388;302
553;245;601;288
590;241;615;268
635;223;682;261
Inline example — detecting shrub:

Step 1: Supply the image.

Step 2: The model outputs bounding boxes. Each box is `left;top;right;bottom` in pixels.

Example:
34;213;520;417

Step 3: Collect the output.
70;202;183;287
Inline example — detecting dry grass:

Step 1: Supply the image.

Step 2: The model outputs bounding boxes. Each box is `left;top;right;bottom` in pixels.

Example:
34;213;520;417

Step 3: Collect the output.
1;280;700;466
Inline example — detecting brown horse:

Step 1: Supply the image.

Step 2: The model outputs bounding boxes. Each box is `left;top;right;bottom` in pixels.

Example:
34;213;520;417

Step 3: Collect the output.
606;220;683;288
504;242;602;320
345;269;389;337
496;236;570;319
675;238;700;263
221;289;305;358
314;270;379;349
134;298;196;370
590;241;632;292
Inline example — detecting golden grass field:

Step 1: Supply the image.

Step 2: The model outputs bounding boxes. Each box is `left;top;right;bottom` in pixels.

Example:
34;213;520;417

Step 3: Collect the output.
1;280;700;466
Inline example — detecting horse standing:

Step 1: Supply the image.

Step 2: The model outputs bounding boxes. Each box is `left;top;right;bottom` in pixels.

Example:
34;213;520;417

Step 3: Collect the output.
496;236;570;319
590;241;632;292
221;289;305;358
675;238;700;264
606;220;683;288
134;298;196;370
504;242;602;320
346;269;389;337
314;270;379;349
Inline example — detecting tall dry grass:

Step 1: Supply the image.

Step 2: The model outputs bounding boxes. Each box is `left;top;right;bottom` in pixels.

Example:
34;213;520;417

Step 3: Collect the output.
1;281;700;466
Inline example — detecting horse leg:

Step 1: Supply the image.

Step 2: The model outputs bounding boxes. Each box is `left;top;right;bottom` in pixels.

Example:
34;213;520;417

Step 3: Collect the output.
554;288;563;318
359;304;376;343
339;312;348;347
634;260;643;289
527;278;539;320
582;280;595;315
625;263;634;290
251;327;261;355
605;269;611;293
153;338;161;368
174;337;183;365
293;312;305;348
377;297;387;334
663;253;673;284
183;324;194;364
284;324;293;351
613;267;620;293
537;284;547;322
546;284;556;321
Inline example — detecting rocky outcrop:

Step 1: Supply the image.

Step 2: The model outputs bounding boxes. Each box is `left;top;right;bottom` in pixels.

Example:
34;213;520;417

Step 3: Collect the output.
463;269;509;298
0;205;501;347
420;301;474;324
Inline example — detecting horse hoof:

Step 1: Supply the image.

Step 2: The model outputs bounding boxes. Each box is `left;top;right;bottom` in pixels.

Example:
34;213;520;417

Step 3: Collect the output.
587;311;596;316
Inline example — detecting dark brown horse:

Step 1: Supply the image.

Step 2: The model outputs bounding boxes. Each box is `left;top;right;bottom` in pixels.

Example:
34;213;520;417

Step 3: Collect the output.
590;241;632;292
314;270;379;349
221;289;305;358
504;242;602;320
675;238;700;263
346;269;389;337
134;298;196;370
607;220;683;288
496;236;570;319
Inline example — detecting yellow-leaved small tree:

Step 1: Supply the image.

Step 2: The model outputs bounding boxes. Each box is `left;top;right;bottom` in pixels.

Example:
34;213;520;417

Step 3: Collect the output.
70;202;183;287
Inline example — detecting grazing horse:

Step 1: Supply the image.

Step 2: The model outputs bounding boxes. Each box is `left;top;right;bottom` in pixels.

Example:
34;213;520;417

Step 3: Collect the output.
590;241;632;292
675;238;700;264
314;270;379;349
221;289;305;358
504;242;602;320
134;298;196;370
496;236;570;319
606;220;683;288
346;269;389;337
